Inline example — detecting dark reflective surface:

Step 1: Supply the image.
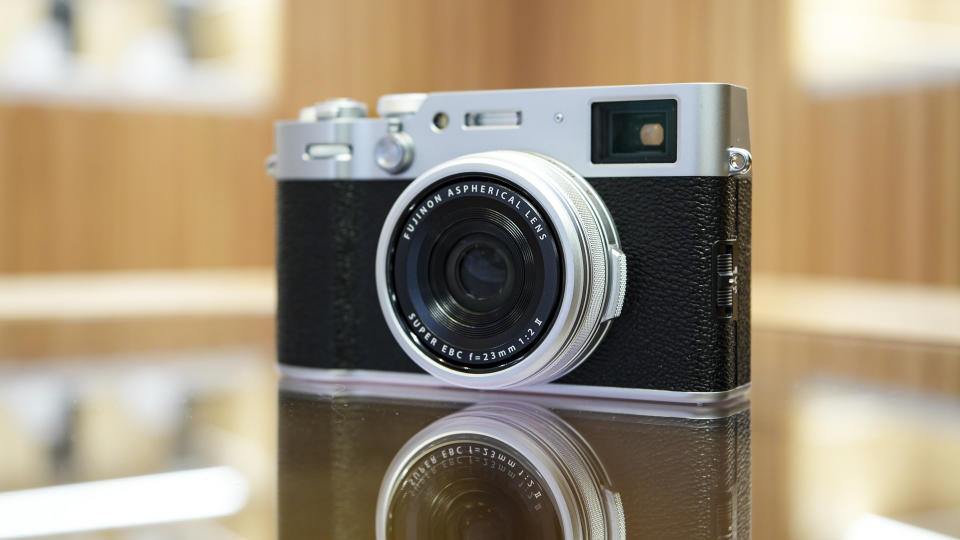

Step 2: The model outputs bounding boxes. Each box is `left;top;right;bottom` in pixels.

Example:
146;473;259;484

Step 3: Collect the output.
278;381;751;540
3;330;959;539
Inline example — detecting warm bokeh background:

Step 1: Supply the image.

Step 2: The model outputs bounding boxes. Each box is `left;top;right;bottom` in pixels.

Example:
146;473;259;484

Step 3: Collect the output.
1;1;958;540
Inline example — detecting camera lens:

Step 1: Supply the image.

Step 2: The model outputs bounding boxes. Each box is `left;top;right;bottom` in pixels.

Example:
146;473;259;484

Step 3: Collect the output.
446;234;516;312
388;175;562;370
376;402;625;540
377;151;626;389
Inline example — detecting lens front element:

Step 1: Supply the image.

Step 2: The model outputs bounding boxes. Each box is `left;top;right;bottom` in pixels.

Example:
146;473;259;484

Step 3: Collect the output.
450;234;513;309
376;151;626;389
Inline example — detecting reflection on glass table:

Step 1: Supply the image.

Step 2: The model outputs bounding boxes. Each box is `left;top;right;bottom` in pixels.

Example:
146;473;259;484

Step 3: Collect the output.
278;380;751;540
0;328;958;539
787;380;960;540
0;349;276;540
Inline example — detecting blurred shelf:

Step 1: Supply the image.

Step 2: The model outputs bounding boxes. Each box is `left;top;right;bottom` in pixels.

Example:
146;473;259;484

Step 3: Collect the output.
0;76;273;115
753;274;960;348
1;269;958;359
0;268;274;321
0;0;280;114
0;64;274;114
0;269;274;359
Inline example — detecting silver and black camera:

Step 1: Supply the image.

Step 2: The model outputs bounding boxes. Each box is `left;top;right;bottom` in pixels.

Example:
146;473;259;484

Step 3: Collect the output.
269;84;751;402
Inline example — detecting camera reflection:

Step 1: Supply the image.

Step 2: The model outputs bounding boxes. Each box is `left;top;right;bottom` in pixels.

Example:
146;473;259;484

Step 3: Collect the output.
385;430;563;540
278;381;750;540
378;402;615;540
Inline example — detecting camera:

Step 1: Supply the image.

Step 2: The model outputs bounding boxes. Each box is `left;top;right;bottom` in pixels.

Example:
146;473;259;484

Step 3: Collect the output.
269;84;751;402
278;380;751;539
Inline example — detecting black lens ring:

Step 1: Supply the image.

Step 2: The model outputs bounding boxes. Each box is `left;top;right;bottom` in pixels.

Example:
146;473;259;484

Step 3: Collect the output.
388;174;562;371
424;215;533;337
444;232;517;314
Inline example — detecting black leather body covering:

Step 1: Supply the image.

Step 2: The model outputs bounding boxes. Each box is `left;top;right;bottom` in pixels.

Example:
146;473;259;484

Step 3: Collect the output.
276;175;751;393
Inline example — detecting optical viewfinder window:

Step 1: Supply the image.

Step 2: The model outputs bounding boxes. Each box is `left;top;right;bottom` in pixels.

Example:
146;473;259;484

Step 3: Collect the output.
591;99;677;164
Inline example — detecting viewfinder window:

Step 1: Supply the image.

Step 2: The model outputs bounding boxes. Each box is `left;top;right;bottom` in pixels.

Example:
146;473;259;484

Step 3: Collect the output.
591;99;677;164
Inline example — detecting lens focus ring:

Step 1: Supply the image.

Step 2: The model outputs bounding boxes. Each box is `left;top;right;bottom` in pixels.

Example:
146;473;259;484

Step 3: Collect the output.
376;151;624;389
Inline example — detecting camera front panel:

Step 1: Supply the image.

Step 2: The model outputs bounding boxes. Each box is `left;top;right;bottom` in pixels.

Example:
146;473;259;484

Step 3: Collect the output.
276;179;413;371
276;172;750;393
558;173;751;392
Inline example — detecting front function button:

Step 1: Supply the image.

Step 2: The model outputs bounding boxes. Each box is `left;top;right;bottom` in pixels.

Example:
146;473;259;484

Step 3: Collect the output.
375;132;414;174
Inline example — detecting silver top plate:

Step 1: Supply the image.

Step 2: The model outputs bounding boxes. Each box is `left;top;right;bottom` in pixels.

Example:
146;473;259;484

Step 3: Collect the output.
272;83;749;180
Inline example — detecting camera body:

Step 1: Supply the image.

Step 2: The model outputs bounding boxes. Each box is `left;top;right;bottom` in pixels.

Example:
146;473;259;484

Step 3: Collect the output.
271;84;751;401
278;381;751;539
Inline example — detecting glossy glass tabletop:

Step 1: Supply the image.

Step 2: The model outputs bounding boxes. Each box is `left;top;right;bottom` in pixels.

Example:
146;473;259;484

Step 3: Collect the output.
1;329;958;539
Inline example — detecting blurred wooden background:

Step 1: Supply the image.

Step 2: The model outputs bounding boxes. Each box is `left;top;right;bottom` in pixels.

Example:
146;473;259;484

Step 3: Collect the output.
1;0;958;285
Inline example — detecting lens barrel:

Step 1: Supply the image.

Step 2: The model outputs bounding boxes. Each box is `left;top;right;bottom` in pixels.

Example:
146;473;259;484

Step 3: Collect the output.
376;151;626;389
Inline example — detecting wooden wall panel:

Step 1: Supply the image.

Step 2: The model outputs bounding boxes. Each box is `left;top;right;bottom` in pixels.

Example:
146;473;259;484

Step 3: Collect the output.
0;0;957;285
280;0;526;117
0;106;275;271
795;87;960;284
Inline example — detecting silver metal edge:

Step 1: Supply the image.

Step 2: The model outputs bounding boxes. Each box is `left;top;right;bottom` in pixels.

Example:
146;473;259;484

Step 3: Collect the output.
272;83;748;180
536;153;626;324
513;152;621;384
277;365;752;413
373;151;617;389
